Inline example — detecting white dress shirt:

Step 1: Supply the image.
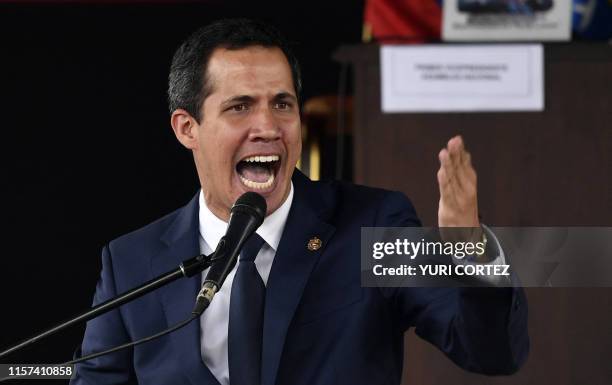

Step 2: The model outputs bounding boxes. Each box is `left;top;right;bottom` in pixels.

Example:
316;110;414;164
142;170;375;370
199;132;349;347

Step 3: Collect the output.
198;184;294;385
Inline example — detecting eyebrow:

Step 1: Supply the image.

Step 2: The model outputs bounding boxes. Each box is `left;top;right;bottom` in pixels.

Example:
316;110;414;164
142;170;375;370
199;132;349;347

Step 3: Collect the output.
220;95;255;108
220;92;298;108
273;92;298;103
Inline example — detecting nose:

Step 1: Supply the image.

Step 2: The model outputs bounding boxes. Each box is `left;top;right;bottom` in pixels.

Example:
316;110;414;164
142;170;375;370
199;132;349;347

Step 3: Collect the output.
248;106;281;142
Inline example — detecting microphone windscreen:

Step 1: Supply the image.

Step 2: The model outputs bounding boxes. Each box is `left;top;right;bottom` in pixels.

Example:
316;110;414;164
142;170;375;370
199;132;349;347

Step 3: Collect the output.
232;192;267;222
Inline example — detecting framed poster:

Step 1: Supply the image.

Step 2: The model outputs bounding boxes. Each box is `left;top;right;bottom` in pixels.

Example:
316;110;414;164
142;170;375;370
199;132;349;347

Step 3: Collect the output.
443;0;572;41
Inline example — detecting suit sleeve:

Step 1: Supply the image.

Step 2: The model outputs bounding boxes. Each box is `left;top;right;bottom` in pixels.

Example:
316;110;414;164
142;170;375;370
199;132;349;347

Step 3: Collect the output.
376;191;529;375
71;245;137;385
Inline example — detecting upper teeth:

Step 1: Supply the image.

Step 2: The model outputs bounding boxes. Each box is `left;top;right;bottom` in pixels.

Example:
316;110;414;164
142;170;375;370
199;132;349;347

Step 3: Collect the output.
243;155;279;163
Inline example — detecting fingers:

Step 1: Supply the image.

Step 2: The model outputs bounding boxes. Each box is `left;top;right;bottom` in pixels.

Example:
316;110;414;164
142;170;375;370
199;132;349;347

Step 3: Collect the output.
438;148;457;197
437;135;480;227
447;135;464;166
438;148;457;206
442;136;476;195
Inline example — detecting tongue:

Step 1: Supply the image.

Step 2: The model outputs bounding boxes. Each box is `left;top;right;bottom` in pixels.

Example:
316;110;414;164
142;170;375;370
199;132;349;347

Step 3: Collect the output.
239;163;272;183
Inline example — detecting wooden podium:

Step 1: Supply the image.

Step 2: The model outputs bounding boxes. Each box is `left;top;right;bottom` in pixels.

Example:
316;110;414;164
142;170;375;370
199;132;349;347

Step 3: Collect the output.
334;43;612;385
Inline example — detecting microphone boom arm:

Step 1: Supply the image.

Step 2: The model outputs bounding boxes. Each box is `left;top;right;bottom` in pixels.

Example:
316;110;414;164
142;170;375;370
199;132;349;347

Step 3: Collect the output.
0;253;213;360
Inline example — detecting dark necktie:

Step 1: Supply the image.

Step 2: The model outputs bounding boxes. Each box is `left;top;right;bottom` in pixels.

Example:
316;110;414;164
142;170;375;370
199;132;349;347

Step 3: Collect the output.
228;233;266;385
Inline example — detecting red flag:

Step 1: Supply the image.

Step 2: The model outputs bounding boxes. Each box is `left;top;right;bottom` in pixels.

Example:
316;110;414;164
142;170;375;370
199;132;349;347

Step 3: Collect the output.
363;0;442;43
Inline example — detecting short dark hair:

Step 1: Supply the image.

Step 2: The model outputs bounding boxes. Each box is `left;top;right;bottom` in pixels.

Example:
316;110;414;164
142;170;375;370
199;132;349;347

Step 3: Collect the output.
168;18;302;122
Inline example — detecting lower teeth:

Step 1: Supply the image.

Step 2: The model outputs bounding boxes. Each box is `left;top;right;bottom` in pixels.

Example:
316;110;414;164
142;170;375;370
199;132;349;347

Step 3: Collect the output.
240;174;275;189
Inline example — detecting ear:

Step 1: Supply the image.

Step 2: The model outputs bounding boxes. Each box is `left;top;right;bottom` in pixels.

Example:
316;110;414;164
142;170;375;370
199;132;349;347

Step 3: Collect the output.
170;109;200;150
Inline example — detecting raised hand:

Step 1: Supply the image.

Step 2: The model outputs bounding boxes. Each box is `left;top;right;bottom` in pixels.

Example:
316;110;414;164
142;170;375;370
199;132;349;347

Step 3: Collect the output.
437;135;480;229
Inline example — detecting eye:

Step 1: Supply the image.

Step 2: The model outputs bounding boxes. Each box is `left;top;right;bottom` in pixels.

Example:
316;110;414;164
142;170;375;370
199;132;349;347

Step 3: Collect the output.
274;102;290;110
229;103;248;112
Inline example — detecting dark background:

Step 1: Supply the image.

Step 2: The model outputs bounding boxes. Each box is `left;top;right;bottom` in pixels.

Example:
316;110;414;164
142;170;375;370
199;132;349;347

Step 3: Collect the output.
1;2;611;385
0;1;362;366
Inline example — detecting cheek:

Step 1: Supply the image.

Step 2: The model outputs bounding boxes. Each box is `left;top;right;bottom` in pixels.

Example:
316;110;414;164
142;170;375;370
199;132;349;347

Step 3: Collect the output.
296;134;302;153
200;130;238;164
285;124;302;156
292;139;302;164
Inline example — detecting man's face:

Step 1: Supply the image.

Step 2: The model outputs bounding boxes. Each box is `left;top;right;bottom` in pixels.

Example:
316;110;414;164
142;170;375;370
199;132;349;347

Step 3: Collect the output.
188;46;301;220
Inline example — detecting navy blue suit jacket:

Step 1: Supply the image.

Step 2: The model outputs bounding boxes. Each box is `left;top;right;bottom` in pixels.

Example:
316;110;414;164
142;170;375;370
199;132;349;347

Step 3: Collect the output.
73;171;529;385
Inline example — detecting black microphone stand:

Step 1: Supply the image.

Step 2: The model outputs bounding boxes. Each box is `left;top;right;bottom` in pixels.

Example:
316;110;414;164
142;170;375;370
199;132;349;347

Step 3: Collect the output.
0;253;213;360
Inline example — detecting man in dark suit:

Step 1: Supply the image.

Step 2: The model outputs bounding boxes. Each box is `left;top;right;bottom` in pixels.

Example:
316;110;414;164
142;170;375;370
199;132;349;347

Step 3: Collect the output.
72;18;528;385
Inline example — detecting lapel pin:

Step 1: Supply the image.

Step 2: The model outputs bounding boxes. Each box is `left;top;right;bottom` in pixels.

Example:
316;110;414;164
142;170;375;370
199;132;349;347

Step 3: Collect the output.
307;237;322;251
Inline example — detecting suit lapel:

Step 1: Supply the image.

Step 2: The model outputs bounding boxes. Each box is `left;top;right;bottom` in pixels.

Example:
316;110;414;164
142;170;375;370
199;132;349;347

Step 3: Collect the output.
149;172;335;385
151;193;220;385
262;172;336;385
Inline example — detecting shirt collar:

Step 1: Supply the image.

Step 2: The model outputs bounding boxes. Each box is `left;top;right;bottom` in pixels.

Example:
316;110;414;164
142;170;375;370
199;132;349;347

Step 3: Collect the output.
198;183;294;252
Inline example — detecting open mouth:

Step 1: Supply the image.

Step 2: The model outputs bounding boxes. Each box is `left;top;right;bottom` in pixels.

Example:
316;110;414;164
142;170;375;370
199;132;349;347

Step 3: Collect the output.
236;154;281;190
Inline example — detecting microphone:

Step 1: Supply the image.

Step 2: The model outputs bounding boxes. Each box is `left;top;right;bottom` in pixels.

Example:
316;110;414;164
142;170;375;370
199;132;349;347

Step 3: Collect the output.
192;192;267;315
